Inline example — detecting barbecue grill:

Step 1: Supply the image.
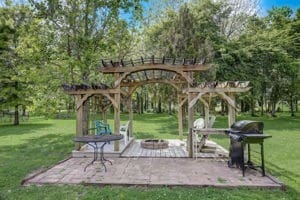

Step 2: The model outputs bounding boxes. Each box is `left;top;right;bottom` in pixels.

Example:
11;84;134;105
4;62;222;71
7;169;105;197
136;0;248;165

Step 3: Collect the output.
225;120;271;176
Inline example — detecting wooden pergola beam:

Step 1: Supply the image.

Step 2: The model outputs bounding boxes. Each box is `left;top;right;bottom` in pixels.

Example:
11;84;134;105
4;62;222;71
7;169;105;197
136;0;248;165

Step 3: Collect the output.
177;71;193;84
66;89;120;95
114;72;131;87
216;91;239;111
199;97;209;108
186;87;251;93
76;93;92;110
102;93;118;109
179;96;188;107
189;93;206;109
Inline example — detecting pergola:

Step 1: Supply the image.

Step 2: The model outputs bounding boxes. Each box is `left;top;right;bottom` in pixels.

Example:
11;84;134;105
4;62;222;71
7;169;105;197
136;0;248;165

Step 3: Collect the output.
63;56;251;157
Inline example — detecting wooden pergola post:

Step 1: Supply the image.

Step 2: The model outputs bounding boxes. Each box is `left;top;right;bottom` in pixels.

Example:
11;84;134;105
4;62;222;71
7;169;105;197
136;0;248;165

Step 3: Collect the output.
75;95;90;149
128;95;133;137
75;95;83;150
204;104;209;128
178;104;183;140
114;73;121;152
177;95;186;140
102;108;107;123
188;91;194;158
82;100;89;135
187;71;194;158
228;93;236;127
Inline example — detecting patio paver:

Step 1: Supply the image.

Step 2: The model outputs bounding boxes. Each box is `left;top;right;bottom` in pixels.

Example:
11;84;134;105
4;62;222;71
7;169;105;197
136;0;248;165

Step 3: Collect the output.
24;157;282;188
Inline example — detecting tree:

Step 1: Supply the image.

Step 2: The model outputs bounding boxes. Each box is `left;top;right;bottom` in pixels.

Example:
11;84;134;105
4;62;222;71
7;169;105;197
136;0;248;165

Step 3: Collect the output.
29;0;143;84
218;0;259;39
217;7;300;116
0;4;34;125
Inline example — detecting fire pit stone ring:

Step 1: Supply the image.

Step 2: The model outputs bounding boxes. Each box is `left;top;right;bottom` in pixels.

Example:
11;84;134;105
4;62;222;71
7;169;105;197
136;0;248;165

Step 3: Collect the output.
141;139;169;149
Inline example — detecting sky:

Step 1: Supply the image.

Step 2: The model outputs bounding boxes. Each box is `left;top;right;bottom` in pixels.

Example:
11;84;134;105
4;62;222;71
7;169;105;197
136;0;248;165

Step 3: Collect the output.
260;0;300;15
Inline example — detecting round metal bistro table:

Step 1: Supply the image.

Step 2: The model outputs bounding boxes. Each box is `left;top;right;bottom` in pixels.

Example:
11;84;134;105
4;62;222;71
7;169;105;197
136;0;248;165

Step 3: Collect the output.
74;134;123;172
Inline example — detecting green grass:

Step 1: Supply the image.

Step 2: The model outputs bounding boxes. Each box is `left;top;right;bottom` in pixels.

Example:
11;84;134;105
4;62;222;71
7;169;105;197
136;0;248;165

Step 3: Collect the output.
0;113;299;199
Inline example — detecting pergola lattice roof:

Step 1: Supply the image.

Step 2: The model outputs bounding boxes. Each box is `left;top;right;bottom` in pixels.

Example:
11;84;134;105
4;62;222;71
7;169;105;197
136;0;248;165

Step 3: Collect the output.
100;56;208;69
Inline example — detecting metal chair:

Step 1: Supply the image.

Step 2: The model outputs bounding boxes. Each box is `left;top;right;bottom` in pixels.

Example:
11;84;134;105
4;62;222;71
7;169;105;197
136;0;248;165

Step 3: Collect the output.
94;120;112;135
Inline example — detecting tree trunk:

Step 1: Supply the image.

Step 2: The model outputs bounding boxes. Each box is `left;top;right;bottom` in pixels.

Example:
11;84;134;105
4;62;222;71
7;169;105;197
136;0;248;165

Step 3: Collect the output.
245;101;250;112
136;92;140;114
183;104;187;127
140;95;144;114
250;90;255;117
158;97;162;113
260;95;264;116
14;105;19;125
22;106;26;116
221;100;225;115
144;93;148;111
168;100;171;115
241;100;244;113
271;101;277;117
290;94;295;117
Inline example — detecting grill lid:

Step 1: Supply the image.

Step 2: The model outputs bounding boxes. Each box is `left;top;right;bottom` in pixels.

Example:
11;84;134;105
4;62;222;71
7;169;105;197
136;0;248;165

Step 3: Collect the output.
229;120;264;134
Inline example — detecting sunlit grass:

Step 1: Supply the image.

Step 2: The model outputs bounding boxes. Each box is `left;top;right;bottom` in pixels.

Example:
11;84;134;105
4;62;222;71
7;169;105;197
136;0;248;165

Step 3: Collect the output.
0;113;299;199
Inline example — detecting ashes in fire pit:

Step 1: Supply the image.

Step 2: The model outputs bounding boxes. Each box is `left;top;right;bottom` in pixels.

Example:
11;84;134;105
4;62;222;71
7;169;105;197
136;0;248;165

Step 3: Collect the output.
141;139;169;149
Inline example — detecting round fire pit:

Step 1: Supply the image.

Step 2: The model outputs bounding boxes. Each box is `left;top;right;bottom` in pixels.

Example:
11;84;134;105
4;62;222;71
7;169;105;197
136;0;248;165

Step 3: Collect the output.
141;139;169;149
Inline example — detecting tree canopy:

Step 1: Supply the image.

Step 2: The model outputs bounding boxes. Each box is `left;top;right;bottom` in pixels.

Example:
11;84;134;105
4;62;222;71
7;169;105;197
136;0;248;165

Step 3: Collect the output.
0;0;299;124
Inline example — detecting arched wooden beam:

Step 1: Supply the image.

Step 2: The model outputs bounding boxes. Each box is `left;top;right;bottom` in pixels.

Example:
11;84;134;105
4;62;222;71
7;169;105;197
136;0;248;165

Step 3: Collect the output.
124;79;183;96
114;67;193;87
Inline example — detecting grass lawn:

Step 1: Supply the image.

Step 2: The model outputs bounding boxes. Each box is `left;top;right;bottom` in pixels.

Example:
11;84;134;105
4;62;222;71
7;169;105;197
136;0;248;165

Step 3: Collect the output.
0;113;299;199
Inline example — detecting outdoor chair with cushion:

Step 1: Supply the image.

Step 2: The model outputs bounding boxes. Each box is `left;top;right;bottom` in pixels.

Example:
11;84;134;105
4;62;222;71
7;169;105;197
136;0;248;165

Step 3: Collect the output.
193;115;216;159
120;121;131;145
193;118;205;129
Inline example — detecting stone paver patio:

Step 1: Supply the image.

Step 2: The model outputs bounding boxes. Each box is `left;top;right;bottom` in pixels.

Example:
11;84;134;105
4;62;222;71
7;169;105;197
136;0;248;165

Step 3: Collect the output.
24;157;282;188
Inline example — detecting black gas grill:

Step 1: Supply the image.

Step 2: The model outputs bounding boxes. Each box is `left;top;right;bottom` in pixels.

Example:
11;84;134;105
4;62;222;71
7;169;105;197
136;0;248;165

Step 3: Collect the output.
225;120;271;176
